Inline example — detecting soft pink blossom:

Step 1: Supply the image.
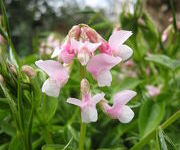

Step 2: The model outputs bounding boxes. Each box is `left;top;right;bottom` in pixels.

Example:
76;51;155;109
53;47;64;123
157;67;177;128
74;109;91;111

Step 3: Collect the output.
71;39;101;66
87;53;121;87
146;85;161;97
35;60;69;97
100;90;136;123
100;30;133;61
67;79;105;123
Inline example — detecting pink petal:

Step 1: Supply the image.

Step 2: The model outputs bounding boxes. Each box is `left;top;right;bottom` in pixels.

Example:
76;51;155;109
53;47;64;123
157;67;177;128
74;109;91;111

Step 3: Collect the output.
77;51;90;66
113;45;133;61
109;30;132;48
92;92;105;104
96;70;112;87
87;53;121;78
42;78;61;97
70;38;84;53
85;42;101;53
113;90;136;107
117;105;134;123
35;60;69;82
67;98;82;107
81;106;98;123
61;48;75;64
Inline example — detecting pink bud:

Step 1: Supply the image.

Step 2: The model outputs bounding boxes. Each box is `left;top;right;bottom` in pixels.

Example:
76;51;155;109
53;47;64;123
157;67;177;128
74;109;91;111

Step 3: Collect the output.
146;85;161;97
81;78;90;95
22;65;36;78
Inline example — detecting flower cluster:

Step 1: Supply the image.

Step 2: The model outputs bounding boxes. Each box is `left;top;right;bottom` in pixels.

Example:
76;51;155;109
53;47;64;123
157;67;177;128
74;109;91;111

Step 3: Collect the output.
35;24;136;123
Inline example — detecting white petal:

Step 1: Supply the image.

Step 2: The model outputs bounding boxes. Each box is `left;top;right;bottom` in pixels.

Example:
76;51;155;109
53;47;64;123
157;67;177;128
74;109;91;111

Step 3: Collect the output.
42;78;61;97
109;30;132;48
92;93;105;104
118;105;134;123
78;51;90;66
51;48;60;58
115;45;133;61
97;70;112;87
81;106;98;123
67;98;82;107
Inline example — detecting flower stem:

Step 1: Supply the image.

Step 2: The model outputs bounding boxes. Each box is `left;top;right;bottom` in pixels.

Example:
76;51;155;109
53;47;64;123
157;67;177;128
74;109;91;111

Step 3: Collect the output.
78;122;87;150
78;64;87;150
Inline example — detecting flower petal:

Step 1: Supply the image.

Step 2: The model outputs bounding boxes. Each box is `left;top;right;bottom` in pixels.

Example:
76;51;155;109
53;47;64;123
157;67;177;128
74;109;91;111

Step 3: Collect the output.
67;98;82;107
77;51;90;66
85;42;101;53
118;105;134;123
109;30;132;48
81;106;98;123
87;53;121;78
42;78;61;97
51;47;60;58
113;90;136;107
35;59;69;81
92;92;105;104
61;48;75;64
113;45;133;61
70;38;83;53
96;70;112;87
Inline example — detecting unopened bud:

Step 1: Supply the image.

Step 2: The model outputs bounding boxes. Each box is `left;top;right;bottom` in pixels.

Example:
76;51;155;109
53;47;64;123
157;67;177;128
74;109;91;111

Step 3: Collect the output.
0;74;5;85
22;65;36;78
69;25;81;40
80;78;90;95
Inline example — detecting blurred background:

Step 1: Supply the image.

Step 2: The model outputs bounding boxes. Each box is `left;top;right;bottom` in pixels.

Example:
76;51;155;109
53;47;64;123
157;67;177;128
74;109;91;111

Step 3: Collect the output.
4;0;180;55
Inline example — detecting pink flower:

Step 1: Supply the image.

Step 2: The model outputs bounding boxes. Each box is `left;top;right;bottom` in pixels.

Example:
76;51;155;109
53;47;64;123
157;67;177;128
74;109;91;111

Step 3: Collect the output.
71;39;101;66
35;60;69;97
67;79;105;123
100;90;136;123
100;30;133;61
87;53;121;87
146;85;161;97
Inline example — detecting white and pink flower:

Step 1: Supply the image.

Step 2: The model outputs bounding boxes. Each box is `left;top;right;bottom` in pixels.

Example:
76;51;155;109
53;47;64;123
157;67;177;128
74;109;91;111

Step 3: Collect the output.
67;79;105;123
100;90;136;123
35;60;69;97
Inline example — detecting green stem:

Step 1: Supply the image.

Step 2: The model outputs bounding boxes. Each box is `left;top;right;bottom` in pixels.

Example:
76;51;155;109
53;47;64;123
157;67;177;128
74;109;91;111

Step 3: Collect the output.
79;123;86;150
169;0;177;31
130;110;180;150
78;63;87;150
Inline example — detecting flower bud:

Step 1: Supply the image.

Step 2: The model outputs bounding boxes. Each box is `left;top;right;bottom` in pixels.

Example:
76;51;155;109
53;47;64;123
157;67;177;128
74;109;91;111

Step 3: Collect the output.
69;25;81;40
22;65;36;78
80;78;90;95
6;59;17;75
99;99;109;112
83;26;98;43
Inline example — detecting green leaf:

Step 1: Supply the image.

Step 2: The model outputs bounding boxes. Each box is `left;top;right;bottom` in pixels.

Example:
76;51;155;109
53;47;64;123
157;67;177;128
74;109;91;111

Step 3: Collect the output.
145;54;180;71
139;100;165;138
158;127;168;150
37;95;58;123
0;0;11;37
112;77;142;92
8;136;21;150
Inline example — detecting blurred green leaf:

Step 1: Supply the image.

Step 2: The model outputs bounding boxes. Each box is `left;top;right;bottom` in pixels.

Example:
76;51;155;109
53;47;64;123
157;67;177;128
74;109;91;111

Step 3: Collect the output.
112;77;142;92
0;0;11;37
145;54;180;71
158;127;168;150
139;100;165;138
37;96;58;123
